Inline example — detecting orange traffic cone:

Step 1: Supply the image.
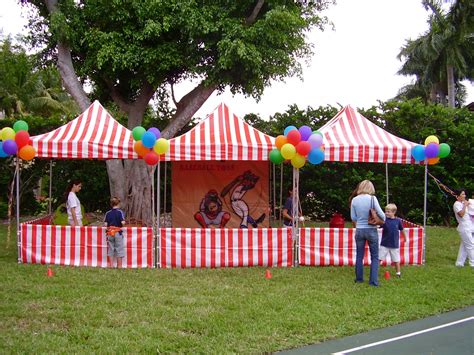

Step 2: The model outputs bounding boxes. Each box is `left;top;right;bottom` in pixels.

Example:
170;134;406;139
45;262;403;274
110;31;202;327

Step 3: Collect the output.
384;270;390;280
265;269;272;279
47;267;53;277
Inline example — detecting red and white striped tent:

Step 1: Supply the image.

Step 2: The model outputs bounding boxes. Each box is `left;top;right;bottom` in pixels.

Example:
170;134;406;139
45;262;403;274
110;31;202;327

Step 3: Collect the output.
319;105;417;164
31;100;137;159
164;102;275;161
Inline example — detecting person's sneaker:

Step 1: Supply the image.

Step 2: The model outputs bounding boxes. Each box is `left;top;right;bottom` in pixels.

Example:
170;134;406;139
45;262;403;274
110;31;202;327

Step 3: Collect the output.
396;272;401;278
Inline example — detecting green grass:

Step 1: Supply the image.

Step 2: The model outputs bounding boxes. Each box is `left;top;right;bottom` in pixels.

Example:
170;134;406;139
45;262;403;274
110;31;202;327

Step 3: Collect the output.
0;225;473;353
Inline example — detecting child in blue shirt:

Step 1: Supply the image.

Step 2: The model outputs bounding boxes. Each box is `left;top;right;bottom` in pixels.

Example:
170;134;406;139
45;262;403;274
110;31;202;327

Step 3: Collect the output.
104;197;126;268
379;203;405;277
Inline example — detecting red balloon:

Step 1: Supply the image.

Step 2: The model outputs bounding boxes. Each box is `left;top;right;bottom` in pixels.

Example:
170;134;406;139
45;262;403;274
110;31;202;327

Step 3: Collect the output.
15;130;30;148
286;129;301;145
296;141;311;156
144;151;159;165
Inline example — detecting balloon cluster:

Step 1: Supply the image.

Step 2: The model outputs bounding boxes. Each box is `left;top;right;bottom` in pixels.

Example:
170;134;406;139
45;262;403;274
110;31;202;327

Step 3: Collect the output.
0;120;36;160
269;125;325;168
411;135;450;165
132;126;169;165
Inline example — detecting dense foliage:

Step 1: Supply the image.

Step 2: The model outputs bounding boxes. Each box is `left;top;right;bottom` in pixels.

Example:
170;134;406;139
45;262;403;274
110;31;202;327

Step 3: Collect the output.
247;99;473;226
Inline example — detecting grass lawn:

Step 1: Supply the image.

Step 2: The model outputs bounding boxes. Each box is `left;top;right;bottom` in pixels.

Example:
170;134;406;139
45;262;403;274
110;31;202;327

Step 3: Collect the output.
0;224;473;353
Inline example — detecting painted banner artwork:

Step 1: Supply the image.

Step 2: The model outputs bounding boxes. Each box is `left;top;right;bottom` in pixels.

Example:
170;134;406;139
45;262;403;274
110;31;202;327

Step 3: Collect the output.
20;224;153;268
172;161;269;228
159;227;292;268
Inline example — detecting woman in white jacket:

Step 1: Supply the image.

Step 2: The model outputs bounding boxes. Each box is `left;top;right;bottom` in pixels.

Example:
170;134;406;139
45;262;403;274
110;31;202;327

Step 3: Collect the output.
453;190;474;267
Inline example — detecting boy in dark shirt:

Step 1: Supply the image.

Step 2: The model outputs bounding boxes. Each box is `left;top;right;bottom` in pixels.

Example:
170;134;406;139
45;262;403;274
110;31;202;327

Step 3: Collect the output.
104;197;126;268
379;203;406;277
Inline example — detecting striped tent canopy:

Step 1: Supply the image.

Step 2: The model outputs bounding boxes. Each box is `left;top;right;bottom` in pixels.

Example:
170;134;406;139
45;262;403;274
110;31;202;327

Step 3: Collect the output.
165;102;275;161
31;100;137;159
318;105;417;164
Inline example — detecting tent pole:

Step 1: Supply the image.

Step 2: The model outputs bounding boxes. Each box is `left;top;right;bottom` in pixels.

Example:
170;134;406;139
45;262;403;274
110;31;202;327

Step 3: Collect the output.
48;160;53;215
292;167;299;267
151;166;155;230
272;163;276;224
279;164;283;224
16;158;21;263
156;161;161;268
164;161;167;216
422;163;428;264
385;163;389;205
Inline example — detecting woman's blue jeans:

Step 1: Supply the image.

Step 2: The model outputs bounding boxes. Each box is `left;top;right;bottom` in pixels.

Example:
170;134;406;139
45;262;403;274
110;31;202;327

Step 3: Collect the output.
355;228;379;286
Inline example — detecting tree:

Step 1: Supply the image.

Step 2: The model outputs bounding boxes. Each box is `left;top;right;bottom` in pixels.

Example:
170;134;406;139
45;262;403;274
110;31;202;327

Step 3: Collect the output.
21;0;334;225
0;37;78;118
397;0;474;107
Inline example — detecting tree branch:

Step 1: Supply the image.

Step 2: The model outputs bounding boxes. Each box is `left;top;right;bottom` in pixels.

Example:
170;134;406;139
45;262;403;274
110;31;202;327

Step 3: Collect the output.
44;0;90;111
161;81;217;138
245;0;265;25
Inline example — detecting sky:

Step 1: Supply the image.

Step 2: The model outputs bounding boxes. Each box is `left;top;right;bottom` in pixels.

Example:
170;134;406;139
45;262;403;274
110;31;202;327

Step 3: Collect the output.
1;0;473;119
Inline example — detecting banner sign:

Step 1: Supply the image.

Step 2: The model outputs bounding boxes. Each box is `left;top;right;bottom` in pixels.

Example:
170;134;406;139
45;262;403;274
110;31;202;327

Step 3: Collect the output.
172;161;269;228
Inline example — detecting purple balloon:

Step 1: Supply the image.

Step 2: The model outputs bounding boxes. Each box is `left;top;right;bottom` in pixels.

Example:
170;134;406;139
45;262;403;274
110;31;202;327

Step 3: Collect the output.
2;139;18;155
308;133;323;149
147;127;161;139
424;143;439;159
298;126;312;141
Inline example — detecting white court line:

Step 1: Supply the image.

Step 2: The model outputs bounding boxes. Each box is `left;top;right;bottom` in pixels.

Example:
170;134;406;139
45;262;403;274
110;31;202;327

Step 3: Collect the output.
332;316;474;354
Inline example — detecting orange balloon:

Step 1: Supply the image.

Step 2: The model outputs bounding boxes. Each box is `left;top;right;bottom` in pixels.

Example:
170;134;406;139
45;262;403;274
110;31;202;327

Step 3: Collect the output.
275;135;287;150
134;141;150;157
428;157;440;165
18;145;36;160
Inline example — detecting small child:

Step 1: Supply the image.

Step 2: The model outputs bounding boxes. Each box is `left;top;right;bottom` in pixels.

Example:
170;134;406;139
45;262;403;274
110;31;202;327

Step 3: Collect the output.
379;203;405;277
104;197;126;268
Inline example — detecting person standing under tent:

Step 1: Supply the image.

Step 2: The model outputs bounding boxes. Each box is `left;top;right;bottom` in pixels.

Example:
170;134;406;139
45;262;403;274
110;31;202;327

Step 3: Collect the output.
379;203;405;277
65;179;83;226
282;187;294;227
104;197;126;268
452;190;474;267
350;180;385;287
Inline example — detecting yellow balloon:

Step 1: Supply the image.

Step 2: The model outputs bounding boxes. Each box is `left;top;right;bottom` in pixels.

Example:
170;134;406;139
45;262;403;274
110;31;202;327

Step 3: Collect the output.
1;127;15;141
291;153;306;169
424;135;439;145
153;138;169;154
280;143;296;160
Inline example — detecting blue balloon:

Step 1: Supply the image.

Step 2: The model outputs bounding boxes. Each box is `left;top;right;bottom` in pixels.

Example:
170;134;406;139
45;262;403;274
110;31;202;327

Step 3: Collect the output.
284;125;297;136
411;145;426;161
147;127;161;139
0;142;8;158
141;131;157;148
308;148;325;165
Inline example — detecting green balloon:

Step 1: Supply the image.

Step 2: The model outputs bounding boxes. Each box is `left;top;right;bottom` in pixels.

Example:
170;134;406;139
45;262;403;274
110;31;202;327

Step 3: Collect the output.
269;149;285;164
13;120;28;132
312;130;323;137
438;143;450;158
132;126;146;141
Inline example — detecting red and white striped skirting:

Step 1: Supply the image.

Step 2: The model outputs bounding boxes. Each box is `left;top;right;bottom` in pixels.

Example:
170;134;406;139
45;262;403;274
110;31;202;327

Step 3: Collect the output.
159;228;293;268
20;224;154;268
299;227;424;266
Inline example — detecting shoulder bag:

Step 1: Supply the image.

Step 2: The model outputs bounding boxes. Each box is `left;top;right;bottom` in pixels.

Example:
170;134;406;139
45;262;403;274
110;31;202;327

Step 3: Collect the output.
368;196;384;226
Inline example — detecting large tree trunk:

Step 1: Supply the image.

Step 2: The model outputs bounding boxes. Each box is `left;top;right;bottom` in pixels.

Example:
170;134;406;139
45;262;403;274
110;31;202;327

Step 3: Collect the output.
446;65;456;108
43;0;218;226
